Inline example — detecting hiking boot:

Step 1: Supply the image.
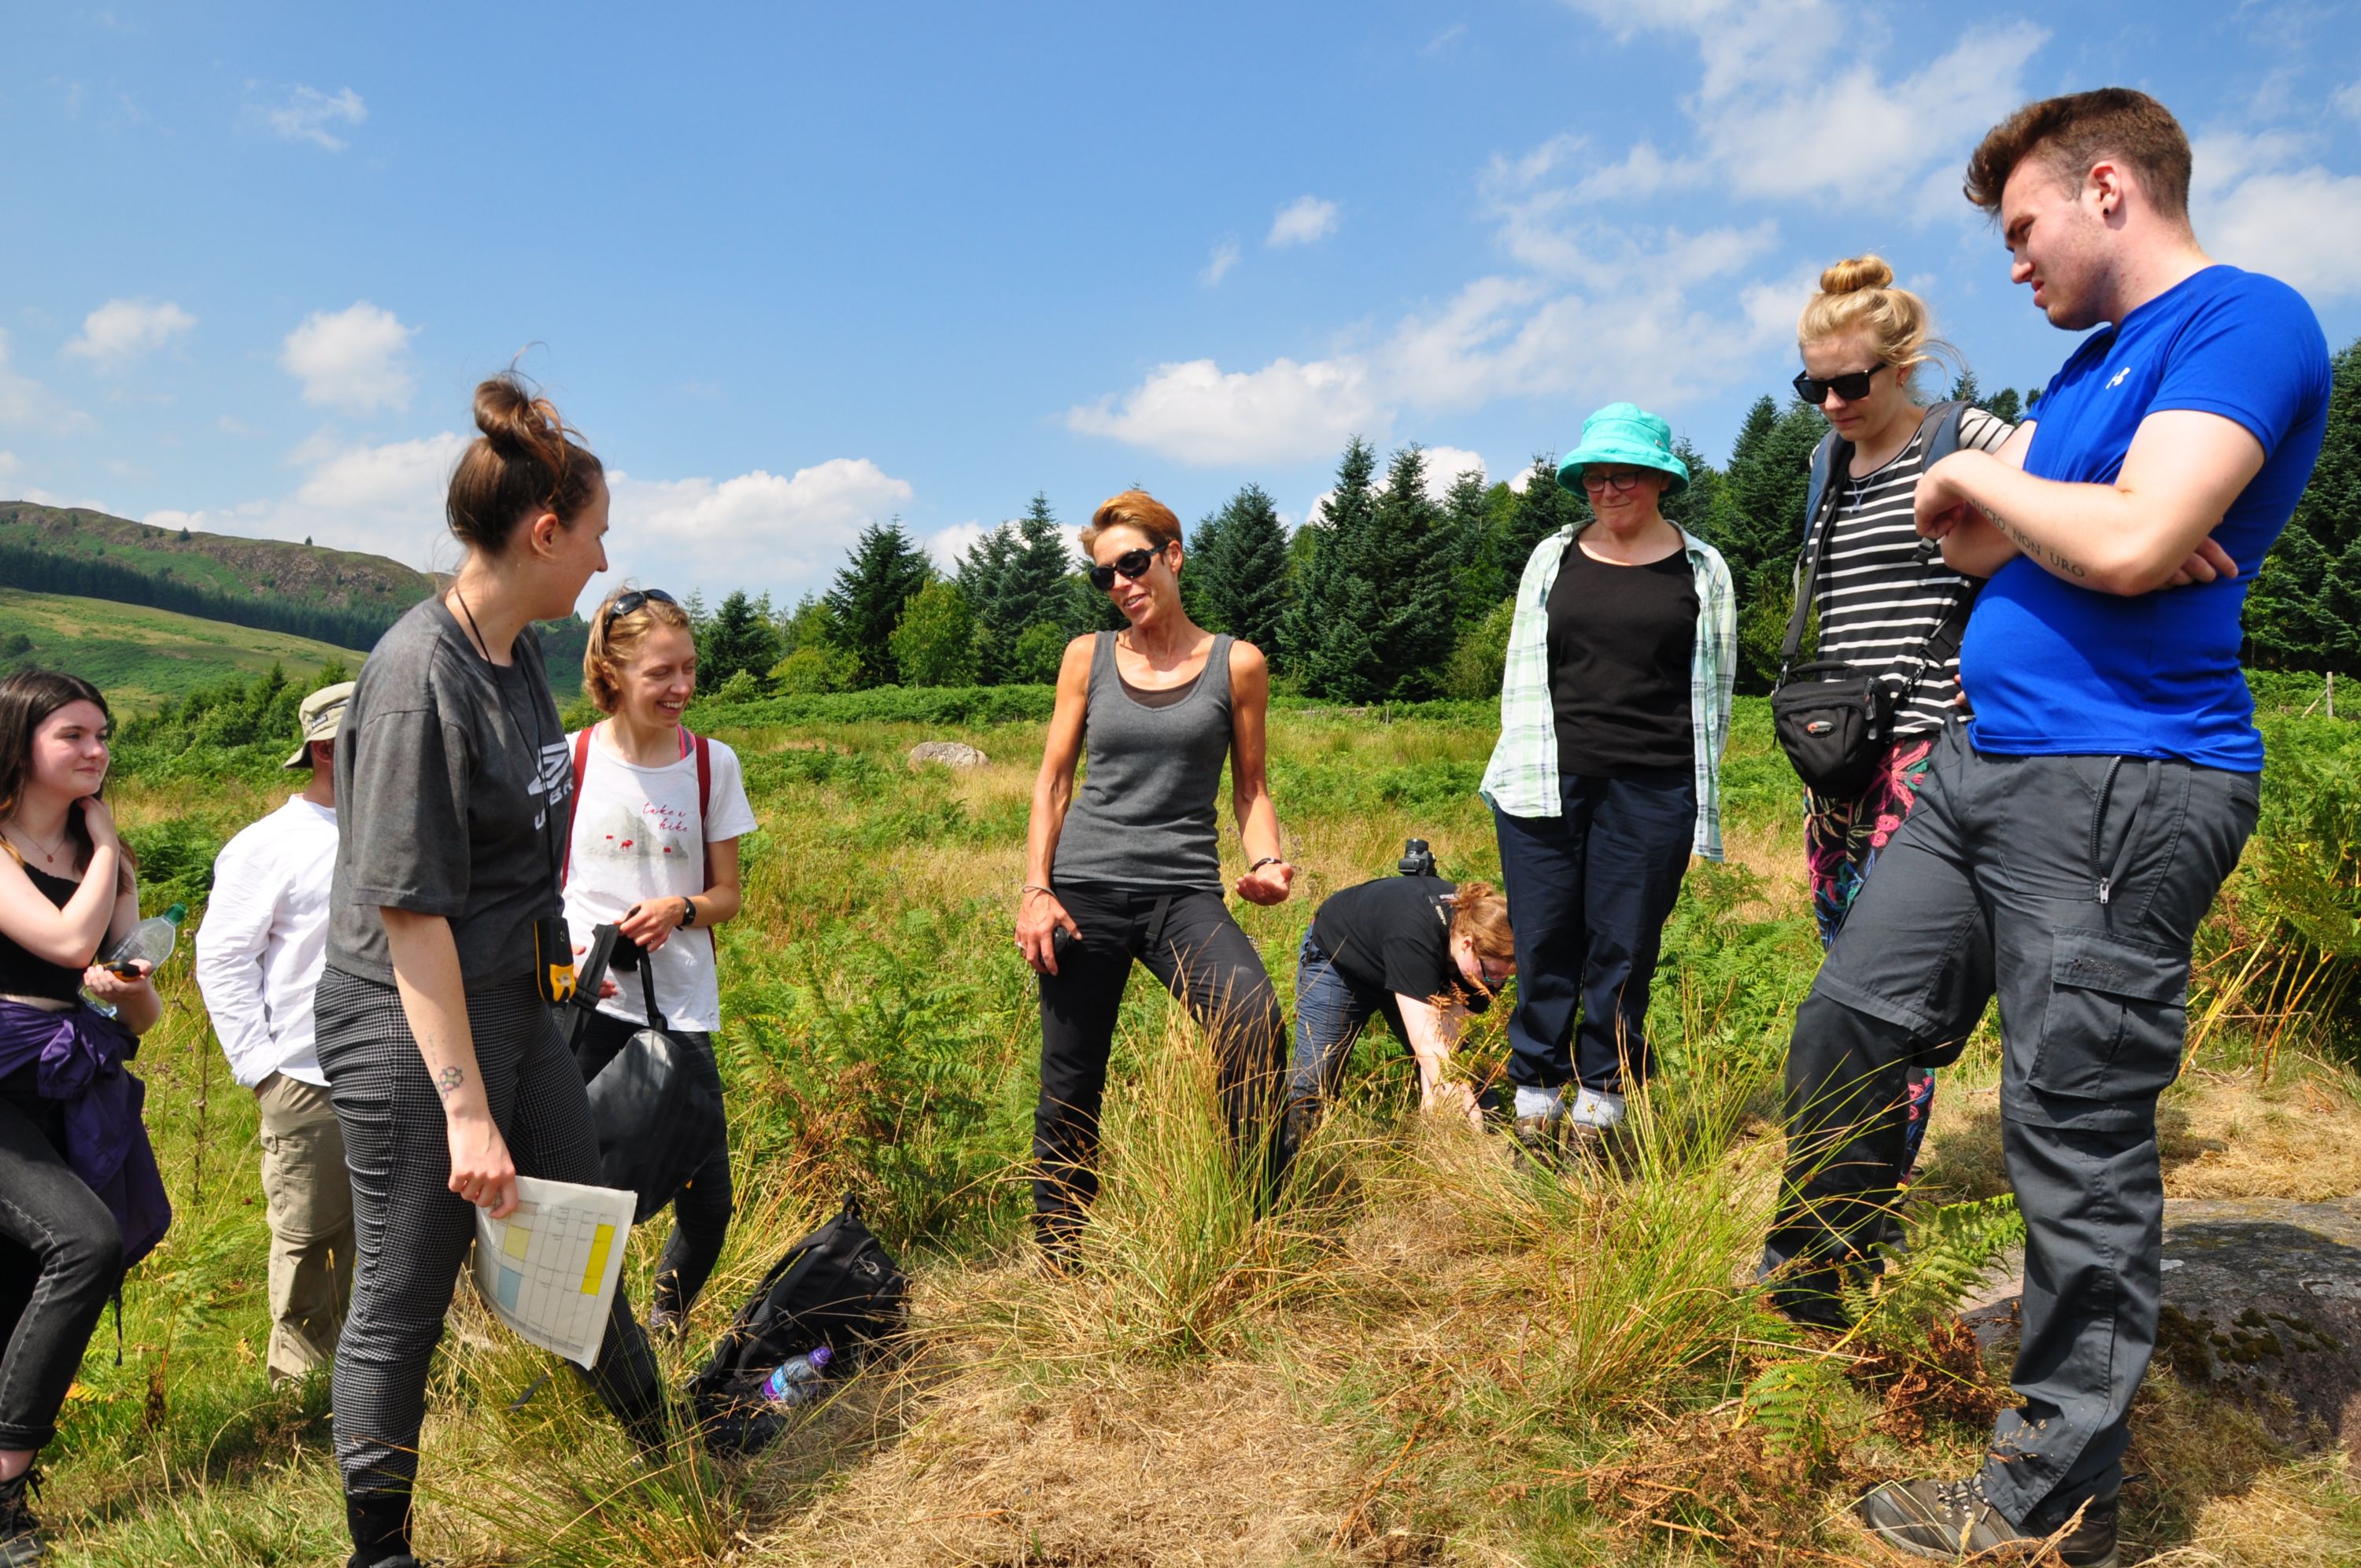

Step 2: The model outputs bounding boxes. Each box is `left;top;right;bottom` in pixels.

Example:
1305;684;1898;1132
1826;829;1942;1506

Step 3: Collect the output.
1857;1474;2119;1566
0;1467;43;1568
1510;1113;1563;1170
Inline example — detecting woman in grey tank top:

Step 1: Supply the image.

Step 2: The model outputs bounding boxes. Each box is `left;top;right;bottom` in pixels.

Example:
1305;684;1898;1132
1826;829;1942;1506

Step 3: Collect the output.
1015;490;1295;1260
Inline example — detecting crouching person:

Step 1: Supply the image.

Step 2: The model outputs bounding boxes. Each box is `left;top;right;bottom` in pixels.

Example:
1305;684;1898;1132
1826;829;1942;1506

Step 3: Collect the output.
196;680;357;1385
1287;873;1513;1147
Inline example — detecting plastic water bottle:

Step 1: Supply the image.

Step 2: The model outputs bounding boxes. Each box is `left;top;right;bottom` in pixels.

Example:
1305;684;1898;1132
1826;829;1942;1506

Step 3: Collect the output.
87;902;187;1016
759;1345;833;1407
104;902;189;974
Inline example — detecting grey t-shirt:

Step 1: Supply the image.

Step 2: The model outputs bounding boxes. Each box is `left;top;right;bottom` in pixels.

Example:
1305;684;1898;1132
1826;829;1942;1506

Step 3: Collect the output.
327;596;575;987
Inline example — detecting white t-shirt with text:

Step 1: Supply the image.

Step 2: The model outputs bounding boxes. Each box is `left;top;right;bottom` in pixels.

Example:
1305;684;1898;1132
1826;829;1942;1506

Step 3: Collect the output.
561;726;759;1031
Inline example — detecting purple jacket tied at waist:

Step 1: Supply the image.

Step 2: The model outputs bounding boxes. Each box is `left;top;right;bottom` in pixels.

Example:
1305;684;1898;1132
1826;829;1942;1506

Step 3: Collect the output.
0;998;172;1269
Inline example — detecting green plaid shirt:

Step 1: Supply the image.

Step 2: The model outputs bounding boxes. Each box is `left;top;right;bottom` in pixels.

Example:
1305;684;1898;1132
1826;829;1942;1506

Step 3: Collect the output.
1477;525;1737;861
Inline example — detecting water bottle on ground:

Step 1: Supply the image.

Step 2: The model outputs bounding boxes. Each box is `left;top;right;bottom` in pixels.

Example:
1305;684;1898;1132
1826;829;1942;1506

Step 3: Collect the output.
759;1345;833;1407
87;902;187;1016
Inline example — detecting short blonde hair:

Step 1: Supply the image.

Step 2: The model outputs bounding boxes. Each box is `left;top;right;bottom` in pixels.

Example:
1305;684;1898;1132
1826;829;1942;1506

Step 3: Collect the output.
1080;490;1182;555
1796;255;1953;378
582;585;695;714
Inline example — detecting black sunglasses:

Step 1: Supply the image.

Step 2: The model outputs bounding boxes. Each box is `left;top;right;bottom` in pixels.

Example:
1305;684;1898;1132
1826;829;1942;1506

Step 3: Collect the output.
1793;364;1885;404
1087;546;1162;592
603;588;678;632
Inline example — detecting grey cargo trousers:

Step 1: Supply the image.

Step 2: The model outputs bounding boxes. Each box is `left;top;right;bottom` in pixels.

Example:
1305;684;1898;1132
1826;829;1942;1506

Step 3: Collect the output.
1762;721;2259;1527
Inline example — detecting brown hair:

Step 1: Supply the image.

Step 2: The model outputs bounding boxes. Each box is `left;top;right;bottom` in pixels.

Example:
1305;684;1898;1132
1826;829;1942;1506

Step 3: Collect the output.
1796;255;1955;380
583;585;696;714
1965;87;2192;221
1080;490;1183;555
0;668;135;894
445;372;606;556
1447;880;1513;967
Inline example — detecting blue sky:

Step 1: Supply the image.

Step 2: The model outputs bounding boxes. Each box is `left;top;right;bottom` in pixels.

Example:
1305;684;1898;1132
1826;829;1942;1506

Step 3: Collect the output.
6;1;2359;613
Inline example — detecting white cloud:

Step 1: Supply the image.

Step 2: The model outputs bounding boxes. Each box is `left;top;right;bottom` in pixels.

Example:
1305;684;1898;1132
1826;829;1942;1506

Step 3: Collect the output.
1416;445;1488;498
1267;196;1340;248
257;84;366;151
605;457;915;602
2200;160;2361;300
1201;239;1241;286
1424;24;1468;56
146;430;469;568
281;301;416;414
65;297;195;367
0;330;91;434
925;521;989;570
1066;356;1389;467
0;452;17;479
2337;78;2361;121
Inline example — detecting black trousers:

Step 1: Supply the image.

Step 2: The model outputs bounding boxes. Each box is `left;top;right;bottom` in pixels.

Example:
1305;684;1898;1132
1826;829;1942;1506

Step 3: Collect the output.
0;1088;121;1452
1492;769;1698;1094
1033;883;1286;1249
316;968;662;1533
574;1010;734;1318
1762;725;2258;1526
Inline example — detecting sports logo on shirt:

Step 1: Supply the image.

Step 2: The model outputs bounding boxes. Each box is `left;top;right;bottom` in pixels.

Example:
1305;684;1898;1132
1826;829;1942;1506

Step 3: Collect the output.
2107;366;2132;389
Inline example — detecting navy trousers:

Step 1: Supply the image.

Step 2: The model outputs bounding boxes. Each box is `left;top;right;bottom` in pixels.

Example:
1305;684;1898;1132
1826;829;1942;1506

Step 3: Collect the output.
1492;769;1696;1095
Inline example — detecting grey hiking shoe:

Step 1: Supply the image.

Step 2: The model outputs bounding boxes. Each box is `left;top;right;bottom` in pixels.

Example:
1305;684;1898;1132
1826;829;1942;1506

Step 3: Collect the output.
1857;1474;2118;1566
1510;1113;1562;1169
0;1468;42;1568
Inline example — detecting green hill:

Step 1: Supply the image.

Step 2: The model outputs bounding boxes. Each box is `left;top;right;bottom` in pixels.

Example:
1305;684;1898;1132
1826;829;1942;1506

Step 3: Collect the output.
0;588;368;710
0;500;434;649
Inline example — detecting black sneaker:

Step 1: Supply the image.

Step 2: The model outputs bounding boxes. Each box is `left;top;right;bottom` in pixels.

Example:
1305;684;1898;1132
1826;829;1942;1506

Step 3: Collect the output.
0;1468;42;1568
1857;1474;2118;1566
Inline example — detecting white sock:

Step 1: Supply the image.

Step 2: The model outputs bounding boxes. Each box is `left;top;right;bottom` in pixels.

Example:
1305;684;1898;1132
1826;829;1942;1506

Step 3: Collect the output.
1514;1085;1564;1121
1567;1087;1627;1129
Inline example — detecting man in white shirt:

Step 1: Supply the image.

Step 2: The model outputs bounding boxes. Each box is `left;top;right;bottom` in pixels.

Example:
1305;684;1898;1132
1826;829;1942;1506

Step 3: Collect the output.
196;681;354;1384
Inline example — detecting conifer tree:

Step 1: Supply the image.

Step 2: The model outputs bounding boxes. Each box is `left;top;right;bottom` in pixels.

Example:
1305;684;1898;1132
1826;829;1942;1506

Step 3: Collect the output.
2250;336;2361;671
1443;467;1512;627
1498;452;1584;577
1358;446;1460;699
1284;437;1380;696
700;589;783;689
959;493;1083;681
824;518;934;686
1186;484;1291;659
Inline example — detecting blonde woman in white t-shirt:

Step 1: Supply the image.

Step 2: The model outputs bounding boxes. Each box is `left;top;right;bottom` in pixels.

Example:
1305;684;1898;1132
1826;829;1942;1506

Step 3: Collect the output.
564;584;759;1334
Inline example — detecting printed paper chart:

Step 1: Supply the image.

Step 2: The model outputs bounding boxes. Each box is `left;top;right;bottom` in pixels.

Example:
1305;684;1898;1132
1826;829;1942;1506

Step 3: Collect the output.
471;1175;635;1367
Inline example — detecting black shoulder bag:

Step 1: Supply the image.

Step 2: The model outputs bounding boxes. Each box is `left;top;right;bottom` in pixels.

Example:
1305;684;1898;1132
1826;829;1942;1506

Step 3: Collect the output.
1769;402;1975;798
563;924;726;1224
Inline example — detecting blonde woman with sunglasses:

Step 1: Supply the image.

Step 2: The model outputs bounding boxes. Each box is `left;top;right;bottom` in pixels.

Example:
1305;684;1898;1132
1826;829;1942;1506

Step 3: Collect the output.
1015;490;1294;1262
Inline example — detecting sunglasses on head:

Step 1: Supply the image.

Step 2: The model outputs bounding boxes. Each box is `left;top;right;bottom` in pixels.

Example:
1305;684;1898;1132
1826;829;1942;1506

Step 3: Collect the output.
603;588;678;632
1087;546;1162;592
1792;363;1886;404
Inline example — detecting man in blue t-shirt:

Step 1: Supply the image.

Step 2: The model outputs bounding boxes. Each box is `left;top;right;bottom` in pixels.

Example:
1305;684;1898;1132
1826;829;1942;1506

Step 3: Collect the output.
1757;89;2332;1567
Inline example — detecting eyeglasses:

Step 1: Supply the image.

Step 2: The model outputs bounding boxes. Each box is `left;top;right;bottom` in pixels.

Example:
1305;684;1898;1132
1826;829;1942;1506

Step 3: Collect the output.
603;588;678;633
1479;959;1515;987
1579;469;1650;493
1792;364;1885;404
1087;547;1162;592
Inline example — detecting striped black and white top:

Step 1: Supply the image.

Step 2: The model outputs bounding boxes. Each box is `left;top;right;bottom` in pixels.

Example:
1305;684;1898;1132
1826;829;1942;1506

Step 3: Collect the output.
1812;407;2015;735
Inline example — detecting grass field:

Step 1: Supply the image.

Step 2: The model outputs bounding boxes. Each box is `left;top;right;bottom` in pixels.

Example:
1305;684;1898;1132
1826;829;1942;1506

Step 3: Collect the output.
29;694;2361;1566
0;590;367;710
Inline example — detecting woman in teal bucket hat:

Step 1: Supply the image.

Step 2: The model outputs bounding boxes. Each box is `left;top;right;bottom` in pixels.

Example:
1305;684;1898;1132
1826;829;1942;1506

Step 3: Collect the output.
1477;402;1735;1160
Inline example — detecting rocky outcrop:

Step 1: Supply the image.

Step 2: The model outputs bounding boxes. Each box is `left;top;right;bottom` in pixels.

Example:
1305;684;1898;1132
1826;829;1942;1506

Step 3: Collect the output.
909;741;989;769
1964;1197;2361;1450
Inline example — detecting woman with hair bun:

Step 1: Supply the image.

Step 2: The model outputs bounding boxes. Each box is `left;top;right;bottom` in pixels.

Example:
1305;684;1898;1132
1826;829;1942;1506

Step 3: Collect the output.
1285;873;1514;1142
1775;256;2013;1231
1016;489;1295;1261
561;583;758;1333
315;375;663;1568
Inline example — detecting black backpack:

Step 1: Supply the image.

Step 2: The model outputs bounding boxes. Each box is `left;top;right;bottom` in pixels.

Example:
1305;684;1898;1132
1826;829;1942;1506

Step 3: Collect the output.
690;1194;909;1453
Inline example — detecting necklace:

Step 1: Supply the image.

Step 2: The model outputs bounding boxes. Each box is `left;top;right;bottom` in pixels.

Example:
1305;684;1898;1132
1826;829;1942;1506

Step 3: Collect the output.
2;821;71;866
452;588;496;662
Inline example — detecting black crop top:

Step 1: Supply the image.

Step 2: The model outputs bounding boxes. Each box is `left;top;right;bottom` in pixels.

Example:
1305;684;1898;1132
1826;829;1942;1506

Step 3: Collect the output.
0;862;87;1004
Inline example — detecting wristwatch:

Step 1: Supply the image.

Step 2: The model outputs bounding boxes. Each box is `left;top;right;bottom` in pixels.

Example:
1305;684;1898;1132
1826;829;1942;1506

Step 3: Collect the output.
678;895;697;928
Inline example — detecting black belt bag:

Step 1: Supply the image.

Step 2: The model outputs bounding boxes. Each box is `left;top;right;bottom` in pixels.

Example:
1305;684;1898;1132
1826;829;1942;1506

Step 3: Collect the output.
1770;404;1975;799
562;923;726;1223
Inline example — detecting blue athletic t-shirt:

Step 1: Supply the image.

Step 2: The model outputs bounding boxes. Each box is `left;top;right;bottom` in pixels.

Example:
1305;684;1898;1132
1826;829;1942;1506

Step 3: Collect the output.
1960;265;2330;771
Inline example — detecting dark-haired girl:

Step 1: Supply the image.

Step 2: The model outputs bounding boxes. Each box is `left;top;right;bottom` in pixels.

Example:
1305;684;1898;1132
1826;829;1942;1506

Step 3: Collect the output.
1016;490;1294;1259
316;377;662;1568
0;670;171;1566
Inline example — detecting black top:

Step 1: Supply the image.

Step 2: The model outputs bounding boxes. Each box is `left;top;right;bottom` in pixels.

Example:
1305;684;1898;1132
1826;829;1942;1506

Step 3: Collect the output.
328;597;572;987
0;861;87;1005
1308;876;1491;1013
1546;537;1697;779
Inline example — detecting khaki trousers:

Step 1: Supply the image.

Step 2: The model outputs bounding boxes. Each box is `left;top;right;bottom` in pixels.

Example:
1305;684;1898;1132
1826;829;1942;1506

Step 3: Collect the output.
255;1072;355;1383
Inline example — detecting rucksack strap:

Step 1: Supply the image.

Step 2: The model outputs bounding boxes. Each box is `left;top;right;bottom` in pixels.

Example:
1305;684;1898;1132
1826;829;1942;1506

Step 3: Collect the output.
562;725;594;887
691;730;713;890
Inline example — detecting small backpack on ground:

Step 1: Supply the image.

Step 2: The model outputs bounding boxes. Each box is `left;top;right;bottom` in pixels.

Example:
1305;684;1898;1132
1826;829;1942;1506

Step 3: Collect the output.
690;1194;910;1454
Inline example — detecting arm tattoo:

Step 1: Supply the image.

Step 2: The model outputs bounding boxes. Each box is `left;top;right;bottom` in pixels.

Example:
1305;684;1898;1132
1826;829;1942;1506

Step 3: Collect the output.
435;1065;464;1101
1982;504;2087;580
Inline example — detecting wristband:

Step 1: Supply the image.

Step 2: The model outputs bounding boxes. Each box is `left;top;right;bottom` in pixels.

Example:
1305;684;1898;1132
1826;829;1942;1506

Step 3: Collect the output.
1247;856;1283;873
678;896;697;928
1020;883;1054;899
